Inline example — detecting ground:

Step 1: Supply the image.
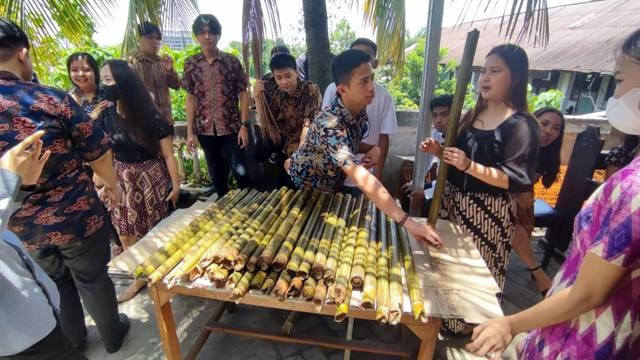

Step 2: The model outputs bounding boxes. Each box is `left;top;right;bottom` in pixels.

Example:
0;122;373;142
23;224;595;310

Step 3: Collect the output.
82;234;561;360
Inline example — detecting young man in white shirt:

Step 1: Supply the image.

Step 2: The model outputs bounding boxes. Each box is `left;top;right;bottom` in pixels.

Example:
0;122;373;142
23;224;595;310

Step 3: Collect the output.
322;38;398;193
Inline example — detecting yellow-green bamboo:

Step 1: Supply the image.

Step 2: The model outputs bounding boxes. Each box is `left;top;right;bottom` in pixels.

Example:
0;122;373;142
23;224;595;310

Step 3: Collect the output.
387;215;403;326
310;193;346;279
226;271;244;290
260;270;279;294
376;208;390;324
334;196;368;303
350;201;373;288
273;270;292;301
334;283;352;323
286;194;330;276
361;206;378;309
321;194;354;284
398;225;426;321
286;277;304;298
250;270;268;290
302;277;316;300
230;271;255;303
312;280;327;312
298;195;338;278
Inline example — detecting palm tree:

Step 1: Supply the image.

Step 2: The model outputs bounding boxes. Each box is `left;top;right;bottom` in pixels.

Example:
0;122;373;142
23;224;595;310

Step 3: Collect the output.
302;0;331;91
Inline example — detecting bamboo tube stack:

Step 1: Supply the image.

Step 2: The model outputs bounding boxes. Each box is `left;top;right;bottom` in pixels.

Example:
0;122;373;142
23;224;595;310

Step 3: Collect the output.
131;188;428;326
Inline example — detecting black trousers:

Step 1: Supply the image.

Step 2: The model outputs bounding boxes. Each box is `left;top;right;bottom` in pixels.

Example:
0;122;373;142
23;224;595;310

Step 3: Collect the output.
30;231;121;349
1;323;86;360
198;133;250;197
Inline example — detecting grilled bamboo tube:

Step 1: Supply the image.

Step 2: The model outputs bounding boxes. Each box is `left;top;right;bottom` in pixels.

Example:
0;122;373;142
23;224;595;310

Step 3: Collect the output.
334;283;352;323
286;277;304;298
250;270;268;290
286;194;330;276
387;215;403;326
334;196;369;303
297;196;335;278
312;280;327;312
310;193;346;279
230;271;255;303
226;271;244;290
321;194;354;284
273;271;292;301
302;277;316;300
376;208;390;324
399;225;426;321
260;270;280;294
361;206;378;308
350;201;373;288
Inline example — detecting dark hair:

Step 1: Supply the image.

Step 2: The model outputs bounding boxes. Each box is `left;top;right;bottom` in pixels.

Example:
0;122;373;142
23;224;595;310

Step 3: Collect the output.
269;52;296;72
66;52;100;87
430;94;453;111
459;44;531;134
350;38;377;56
270;45;290;57
0;18;29;62
620;28;640;62
192;14;222;35
138;21;161;38
331;49;371;86
534;107;565;188
105;59;162;155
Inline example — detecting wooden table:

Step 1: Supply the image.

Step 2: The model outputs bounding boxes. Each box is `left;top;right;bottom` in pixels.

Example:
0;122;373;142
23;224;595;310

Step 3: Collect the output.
149;281;442;360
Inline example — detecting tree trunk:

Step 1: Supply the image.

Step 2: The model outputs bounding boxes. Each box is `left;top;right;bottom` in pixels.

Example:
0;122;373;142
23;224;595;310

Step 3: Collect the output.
302;0;332;92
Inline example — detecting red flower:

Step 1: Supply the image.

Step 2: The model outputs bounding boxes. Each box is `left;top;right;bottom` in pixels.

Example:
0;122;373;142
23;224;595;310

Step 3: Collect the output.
46;139;70;154
34;207;65;225
45;231;74;246
0;96;17;112
47;186;72;202
14;204;41;218
75;121;93;138
84;215;104;236
64;196;90;213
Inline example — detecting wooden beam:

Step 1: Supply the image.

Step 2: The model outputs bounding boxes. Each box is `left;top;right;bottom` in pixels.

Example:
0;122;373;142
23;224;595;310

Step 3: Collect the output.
407;319;442;360
148;284;182;360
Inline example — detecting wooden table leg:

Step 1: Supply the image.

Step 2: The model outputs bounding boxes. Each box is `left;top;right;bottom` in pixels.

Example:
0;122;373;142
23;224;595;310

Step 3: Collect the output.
149;284;182;360
407;319;442;360
343;317;354;360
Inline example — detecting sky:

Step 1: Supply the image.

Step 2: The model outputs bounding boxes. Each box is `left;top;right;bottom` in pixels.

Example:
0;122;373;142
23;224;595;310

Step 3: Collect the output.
94;0;589;48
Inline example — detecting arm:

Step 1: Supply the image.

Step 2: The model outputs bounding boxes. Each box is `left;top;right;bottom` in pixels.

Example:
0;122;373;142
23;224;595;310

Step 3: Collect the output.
166;68;180;90
467;252;627;358
89;150;116;192
375;134;390;179
299;126;310;148
186;94;196;149
342;163;442;247
238;91;249;148
160;137;180;206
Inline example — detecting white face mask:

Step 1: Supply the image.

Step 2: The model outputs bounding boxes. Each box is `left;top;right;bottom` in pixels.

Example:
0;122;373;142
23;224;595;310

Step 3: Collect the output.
606;88;640;135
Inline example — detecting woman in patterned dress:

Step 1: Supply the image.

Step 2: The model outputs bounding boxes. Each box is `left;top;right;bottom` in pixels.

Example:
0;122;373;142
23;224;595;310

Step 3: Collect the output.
67;52;111;120
420;44;540;335
100;59;180;302
467;28;640;360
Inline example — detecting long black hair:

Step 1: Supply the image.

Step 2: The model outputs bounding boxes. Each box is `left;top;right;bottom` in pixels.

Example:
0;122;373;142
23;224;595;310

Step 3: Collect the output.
67;52;100;87
459;44;531;134
534;107;565;188
105;59;161;155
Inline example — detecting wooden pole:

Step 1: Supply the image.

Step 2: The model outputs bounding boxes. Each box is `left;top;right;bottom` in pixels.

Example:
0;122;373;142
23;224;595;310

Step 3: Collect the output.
427;29;480;225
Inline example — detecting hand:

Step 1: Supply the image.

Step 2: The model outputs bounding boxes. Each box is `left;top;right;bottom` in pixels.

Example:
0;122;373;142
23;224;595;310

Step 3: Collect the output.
161;55;174;72
419;138;442;155
361;145;381;169
443;147;471;171
0;130;51;186
401;180;414;195
404;219;444;248
102;184;121;208
187;131;197;154
284;158;291;172
89;100;111;120
238;125;249;149
466;317;514;360
165;187;179;208
252;80;265;95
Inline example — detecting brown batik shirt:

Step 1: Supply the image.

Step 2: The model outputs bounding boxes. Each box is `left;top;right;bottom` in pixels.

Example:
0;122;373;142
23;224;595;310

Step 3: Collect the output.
182;51;248;137
268;80;322;156
129;52;180;124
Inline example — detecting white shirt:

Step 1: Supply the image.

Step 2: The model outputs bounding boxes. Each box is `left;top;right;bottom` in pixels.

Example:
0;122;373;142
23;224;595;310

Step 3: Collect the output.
323;82;398;187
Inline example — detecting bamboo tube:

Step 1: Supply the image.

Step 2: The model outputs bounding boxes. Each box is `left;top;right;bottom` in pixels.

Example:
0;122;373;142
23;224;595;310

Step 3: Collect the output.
297;195;335;278
273;271;292;301
260;270;280;294
387;215;403;326
322;194;354;284
286;277;304;298
310;193;346;279
205;263;221;282
230;271;255;303
302;277;316;300
226;271;244;290
272;191;321;271
398;225;426;321
212;267;230;288
350;201;373;288
361;206;378;308
286;194;330;276
334;196;369;303
334;283;352;323
250;270;268;290
312;280;327;312
376;209;390;324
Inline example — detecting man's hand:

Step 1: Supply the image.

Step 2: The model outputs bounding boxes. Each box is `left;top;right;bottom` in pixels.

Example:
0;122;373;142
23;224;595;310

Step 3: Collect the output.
252;80;265;95
419;138;443;155
161;55;174;72
0;130;50;186
401;180;414;195
187;129;198;154
403;219;444;248
284;158;291;172
361;145;381;169
238;125;249;149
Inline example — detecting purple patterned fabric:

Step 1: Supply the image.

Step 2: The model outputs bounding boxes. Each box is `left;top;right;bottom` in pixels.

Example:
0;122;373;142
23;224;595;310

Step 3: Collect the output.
521;156;640;359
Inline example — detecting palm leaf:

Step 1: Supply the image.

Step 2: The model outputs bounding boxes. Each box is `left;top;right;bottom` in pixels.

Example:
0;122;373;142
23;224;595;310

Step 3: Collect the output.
121;0;200;57
0;0;113;76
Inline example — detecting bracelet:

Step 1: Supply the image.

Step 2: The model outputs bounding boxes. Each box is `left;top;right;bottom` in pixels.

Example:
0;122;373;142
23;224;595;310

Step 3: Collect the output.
398;213;409;226
463;159;472;172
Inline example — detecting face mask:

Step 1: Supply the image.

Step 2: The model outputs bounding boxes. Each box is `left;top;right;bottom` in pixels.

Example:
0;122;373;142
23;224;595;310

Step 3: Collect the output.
606;88;640;135
102;84;121;101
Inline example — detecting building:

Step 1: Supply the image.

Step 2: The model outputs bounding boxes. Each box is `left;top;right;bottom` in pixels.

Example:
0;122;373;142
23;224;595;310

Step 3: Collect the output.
439;0;639;115
163;30;195;50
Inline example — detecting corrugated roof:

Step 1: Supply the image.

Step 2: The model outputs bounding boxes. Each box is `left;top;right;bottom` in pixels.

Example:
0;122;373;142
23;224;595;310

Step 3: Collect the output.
439;0;639;74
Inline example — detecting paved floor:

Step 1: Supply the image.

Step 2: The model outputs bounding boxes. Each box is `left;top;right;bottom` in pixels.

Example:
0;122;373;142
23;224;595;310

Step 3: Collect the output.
82;235;562;360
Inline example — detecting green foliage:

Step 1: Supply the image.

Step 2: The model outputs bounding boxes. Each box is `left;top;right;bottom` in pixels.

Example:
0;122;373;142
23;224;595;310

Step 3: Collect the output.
329;19;356;54
528;85;564;112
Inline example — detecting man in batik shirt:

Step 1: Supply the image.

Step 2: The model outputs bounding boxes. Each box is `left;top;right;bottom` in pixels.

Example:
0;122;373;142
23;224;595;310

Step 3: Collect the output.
183;14;250;197
286;49;443;248
129;21;180;125
0;18;129;353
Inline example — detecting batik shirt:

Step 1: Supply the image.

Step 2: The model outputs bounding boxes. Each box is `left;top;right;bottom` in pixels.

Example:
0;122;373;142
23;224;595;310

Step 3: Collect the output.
288;97;369;192
268;80;322;156
521;156;640;359
0;71;110;251
129;52;180;124
182;51;247;136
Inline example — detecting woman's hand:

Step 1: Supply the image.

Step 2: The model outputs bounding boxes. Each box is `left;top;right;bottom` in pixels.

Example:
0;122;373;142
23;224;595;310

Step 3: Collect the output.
253;80;265;95
404;219;443;248
419;138;443;155
443;147;471;171
89;100;111;120
165;187;179;208
401;180;413;195
466;317;514;360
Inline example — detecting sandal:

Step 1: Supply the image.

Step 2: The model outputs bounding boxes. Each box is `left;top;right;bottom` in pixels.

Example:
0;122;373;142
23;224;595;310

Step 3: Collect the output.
529;265;550;297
